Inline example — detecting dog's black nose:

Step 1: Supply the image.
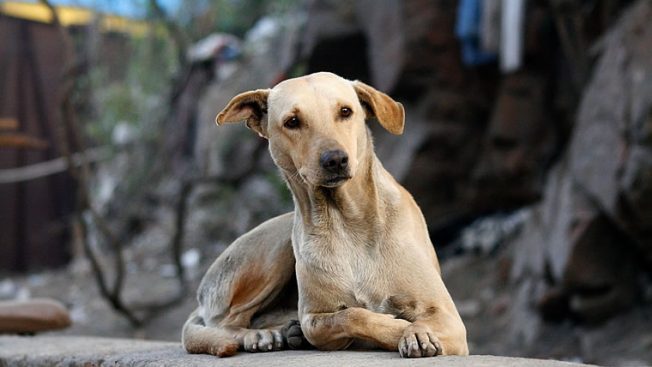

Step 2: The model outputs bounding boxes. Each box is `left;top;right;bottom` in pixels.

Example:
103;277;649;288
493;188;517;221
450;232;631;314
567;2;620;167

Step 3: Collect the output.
320;149;349;173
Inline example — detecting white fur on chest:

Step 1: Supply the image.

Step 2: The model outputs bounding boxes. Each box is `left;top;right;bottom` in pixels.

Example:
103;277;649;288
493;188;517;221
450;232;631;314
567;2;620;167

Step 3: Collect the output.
293;224;390;311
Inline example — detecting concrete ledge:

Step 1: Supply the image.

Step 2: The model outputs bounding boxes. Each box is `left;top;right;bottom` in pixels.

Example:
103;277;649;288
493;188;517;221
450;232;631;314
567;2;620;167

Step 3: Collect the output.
0;336;593;367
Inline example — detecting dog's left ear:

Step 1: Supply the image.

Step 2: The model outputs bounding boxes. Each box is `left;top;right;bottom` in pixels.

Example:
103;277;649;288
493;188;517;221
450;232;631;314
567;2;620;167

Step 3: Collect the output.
216;89;271;138
352;81;405;135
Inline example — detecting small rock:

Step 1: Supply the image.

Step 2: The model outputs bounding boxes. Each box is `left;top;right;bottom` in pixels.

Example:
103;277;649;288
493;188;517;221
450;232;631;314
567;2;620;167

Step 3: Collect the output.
0;298;71;333
15;287;30;301
0;280;17;300
69;304;88;324
181;249;200;270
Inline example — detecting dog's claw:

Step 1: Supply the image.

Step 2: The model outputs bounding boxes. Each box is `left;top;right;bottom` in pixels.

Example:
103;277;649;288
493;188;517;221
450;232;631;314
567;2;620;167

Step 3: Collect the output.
273;330;284;350
243;329;283;352
398;327;442;358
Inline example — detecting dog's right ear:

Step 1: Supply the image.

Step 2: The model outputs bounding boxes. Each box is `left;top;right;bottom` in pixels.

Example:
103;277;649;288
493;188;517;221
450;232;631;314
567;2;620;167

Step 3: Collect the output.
216;89;270;138
352;81;404;135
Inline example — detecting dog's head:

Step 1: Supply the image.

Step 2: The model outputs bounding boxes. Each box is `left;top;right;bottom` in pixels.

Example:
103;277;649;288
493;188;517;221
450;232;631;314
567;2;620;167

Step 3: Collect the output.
216;72;404;188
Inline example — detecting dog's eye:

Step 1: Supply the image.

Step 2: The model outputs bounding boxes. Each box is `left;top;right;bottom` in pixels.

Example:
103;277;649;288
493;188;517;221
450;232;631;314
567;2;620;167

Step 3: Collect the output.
340;107;352;119
284;116;301;129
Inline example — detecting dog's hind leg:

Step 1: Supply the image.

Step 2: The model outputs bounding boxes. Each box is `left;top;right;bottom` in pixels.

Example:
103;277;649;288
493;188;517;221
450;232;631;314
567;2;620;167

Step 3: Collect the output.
183;309;239;357
182;213;298;357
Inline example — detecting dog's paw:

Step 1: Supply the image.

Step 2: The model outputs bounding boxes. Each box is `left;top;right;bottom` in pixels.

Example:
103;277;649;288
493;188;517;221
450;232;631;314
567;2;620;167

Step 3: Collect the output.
243;329;284;352
281;319;310;349
398;325;442;358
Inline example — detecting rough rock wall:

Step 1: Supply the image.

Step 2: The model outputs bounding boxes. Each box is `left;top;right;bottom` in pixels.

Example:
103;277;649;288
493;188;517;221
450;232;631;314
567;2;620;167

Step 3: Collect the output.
373;0;561;232
512;0;652;324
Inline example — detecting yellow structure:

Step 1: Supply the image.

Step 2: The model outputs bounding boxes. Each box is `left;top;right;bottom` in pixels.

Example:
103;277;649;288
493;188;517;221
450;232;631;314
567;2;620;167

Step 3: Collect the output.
0;1;151;36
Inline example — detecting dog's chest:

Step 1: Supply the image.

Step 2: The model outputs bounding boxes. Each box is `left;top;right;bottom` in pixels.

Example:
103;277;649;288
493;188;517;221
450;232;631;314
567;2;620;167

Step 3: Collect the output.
299;231;390;311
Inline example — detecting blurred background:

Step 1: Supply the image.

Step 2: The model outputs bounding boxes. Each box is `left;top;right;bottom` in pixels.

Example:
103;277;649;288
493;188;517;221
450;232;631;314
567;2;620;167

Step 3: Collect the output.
1;0;651;365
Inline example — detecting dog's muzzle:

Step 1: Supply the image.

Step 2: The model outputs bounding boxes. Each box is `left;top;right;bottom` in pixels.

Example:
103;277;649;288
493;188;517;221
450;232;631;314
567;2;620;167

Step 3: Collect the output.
319;149;351;187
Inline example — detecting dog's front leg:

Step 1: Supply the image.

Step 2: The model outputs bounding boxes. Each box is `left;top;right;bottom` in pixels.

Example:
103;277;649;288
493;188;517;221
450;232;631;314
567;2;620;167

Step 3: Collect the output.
301;307;410;351
400;310;469;357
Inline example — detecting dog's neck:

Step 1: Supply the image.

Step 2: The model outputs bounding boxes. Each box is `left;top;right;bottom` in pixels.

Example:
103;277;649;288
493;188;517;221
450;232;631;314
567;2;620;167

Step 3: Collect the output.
283;132;397;237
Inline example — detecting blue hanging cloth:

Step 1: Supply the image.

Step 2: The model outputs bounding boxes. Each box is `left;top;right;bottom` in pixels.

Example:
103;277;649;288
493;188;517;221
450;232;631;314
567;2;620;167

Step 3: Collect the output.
455;0;497;66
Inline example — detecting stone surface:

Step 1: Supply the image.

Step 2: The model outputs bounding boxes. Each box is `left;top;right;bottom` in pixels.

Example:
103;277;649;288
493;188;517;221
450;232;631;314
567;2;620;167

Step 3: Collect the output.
0;336;593;367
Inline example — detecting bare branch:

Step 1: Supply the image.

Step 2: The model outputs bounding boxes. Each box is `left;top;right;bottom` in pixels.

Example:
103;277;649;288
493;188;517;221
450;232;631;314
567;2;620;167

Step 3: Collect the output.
39;0;187;328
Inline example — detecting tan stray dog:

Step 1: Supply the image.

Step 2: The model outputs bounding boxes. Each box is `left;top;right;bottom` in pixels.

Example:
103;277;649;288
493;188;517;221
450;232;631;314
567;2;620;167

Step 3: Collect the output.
182;72;468;358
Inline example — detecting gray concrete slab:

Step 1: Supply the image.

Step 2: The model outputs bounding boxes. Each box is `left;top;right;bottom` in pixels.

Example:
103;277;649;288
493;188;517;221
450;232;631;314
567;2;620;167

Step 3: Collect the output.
0;336;594;366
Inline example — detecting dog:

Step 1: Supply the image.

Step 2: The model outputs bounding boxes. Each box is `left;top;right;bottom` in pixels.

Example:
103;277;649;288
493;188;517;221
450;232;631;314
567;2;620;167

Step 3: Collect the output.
182;72;468;358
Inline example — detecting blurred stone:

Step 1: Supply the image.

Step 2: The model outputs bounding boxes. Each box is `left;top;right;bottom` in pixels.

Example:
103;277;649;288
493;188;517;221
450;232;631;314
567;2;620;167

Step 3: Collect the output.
512;0;652;324
564;214;638;323
455;209;530;255
69;304;88;324
402;88;495;230
182;249;200;270
537;287;570;323
159;264;177;279
0;298;71;334
471;72;554;209
193;13;297;178
301;1;357;52
354;0;404;91
400;0;469;90
365;102;430;181
0;280;17;301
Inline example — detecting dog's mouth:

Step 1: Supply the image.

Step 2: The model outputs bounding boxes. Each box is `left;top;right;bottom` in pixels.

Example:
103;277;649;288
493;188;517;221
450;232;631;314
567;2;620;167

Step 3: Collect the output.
320;175;352;188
